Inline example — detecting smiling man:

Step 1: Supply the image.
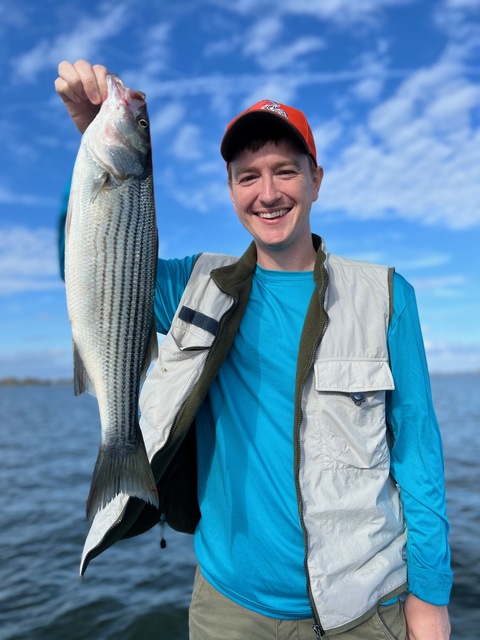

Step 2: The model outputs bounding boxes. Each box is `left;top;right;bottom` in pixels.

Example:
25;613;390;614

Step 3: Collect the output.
56;61;452;640
223;100;323;271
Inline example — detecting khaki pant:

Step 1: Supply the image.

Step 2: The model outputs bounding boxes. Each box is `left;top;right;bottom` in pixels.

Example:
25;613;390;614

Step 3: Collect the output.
189;567;407;640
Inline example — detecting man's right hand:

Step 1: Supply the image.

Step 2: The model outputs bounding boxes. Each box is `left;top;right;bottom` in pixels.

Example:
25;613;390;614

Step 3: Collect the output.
54;60;110;134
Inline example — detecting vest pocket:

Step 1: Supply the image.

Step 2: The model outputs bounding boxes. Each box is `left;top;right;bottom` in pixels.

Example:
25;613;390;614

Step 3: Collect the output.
167;319;216;353
311;359;395;469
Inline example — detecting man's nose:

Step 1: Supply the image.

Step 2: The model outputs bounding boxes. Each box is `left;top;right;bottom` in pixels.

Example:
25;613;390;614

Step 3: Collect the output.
259;175;281;205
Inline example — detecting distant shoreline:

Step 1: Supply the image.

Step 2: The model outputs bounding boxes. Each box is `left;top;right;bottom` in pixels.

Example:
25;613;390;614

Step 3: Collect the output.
0;371;478;386
0;378;73;386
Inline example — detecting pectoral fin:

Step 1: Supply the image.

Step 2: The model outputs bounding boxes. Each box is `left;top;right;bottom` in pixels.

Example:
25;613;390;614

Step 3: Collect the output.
73;341;95;397
140;322;158;381
90;171;110;203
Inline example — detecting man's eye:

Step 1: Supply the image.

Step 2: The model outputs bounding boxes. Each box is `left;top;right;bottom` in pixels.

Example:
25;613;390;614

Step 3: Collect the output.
239;175;256;184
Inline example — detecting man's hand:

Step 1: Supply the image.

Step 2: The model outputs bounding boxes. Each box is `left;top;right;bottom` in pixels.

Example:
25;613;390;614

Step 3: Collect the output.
54;60;109;134
404;594;451;639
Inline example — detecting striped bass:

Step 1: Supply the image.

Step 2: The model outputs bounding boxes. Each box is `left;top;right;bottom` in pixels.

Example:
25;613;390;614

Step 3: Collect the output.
65;74;159;520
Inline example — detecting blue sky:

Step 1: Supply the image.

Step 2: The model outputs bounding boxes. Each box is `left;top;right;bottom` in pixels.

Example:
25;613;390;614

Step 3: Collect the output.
1;0;479;379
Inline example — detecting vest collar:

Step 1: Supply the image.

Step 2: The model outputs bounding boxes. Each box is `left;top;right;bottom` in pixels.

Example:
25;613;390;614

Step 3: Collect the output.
210;234;327;296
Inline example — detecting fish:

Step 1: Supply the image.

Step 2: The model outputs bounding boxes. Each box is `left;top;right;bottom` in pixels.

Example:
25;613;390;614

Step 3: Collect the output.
65;74;159;520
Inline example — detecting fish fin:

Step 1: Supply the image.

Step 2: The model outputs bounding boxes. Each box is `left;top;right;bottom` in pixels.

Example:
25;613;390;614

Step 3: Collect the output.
86;437;159;520
73;342;95;397
65;193;74;240
140;322;158;381
90;172;110;203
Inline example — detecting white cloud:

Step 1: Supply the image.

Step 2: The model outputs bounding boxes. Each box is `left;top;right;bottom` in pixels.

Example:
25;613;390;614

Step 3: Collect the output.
0;185;56;207
0;226;62;295
312;120;344;161
319;51;480;229
243;16;325;71
240;80;299;111
0;347;72;380
150;102;186;136
443;0;480;10
410;275;466;297
120;21;172;94
243;16;282;56
158;167;231;214
13;1;129;81
394;253;452;270
0;2;29;32
425;341;480;373
209;0;414;24
172;124;204;160
351;45;390;102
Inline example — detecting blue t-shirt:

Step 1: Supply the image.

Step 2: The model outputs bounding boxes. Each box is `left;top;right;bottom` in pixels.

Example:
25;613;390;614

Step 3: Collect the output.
154;255;452;617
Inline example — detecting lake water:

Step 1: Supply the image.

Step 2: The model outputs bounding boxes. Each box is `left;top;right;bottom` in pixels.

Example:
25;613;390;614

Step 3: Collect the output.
0;374;478;639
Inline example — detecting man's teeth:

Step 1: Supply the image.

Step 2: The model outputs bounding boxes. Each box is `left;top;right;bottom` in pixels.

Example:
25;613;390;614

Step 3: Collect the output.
257;209;289;219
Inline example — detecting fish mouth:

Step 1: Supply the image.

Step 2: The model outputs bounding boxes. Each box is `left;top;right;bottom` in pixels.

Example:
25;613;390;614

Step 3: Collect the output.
106;74;146;107
255;208;291;220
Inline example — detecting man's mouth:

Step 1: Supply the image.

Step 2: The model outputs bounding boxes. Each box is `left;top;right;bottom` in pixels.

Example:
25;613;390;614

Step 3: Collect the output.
256;208;290;220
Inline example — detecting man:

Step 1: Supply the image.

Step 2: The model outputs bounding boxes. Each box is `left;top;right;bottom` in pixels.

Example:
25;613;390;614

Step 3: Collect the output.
55;60;452;639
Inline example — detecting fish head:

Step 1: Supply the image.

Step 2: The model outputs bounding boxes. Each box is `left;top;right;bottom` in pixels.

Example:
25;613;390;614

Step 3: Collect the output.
86;74;152;182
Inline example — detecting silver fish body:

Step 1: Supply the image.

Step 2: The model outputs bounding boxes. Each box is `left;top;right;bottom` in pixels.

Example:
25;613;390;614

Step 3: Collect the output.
65;74;159;520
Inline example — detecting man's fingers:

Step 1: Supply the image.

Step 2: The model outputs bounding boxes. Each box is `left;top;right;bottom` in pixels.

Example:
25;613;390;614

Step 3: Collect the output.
74;60;109;104
56;60;109;105
91;64;109;102
54;76;81;104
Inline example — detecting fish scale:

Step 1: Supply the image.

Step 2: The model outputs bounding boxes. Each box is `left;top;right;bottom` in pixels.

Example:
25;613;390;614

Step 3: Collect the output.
65;75;159;520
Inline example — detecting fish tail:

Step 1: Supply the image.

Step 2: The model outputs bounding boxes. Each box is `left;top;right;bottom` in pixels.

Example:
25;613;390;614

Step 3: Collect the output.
86;440;159;520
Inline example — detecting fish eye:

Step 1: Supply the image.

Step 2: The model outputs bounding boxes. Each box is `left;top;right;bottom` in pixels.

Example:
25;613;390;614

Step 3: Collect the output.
138;118;148;129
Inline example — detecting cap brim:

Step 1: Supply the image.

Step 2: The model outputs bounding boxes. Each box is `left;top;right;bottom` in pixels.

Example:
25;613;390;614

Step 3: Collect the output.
220;111;311;163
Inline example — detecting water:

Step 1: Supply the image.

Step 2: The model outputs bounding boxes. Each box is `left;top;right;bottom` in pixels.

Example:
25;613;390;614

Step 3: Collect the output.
0;375;478;639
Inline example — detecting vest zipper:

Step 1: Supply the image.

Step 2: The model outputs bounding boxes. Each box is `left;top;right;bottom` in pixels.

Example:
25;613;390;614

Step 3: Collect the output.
152;288;238;470
295;267;330;638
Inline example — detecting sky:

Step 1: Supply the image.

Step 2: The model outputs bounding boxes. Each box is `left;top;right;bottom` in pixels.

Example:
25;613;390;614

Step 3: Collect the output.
1;0;479;379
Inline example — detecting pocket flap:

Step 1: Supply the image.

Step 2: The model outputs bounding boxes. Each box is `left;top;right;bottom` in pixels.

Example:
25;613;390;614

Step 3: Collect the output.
170;307;217;351
314;360;395;393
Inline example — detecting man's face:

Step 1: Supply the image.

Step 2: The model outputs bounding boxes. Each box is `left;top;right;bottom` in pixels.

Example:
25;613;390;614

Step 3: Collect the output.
228;139;323;270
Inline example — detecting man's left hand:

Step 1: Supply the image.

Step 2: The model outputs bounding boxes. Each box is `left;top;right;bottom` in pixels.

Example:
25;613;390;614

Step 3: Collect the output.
404;593;451;639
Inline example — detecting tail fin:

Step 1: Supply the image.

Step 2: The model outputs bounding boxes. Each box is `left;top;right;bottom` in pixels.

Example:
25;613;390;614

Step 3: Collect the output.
86;439;159;520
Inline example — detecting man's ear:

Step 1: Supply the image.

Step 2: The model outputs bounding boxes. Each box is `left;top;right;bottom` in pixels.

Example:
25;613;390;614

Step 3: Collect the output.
313;165;324;201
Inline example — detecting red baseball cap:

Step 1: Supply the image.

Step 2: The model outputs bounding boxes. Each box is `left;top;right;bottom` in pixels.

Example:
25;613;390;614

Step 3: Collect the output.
220;99;317;165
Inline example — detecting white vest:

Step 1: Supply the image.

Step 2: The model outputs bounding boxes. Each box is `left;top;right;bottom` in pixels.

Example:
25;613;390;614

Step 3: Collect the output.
81;240;407;634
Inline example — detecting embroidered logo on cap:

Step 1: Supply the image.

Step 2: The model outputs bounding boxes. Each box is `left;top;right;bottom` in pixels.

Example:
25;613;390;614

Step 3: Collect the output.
260;101;288;119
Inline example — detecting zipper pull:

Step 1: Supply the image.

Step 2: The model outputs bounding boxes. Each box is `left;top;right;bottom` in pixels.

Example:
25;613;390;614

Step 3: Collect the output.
159;513;167;549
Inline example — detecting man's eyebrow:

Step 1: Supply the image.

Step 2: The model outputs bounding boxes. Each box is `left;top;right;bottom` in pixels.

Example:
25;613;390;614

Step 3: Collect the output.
233;159;303;176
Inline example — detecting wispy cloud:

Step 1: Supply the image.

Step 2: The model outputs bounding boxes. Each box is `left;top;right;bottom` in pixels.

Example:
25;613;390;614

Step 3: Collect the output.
172;124;204;160
444;0;480;7
13;1;130;81
243;16;325;71
158;167;231;214
210;0;414;24
394;253;452;270
120;20;172;95
0;347;72;380
149;101;186;136
0;185;56;208
425;341;480;373
0;226;62;295
410;275;466;296
319;48;480;229
351;43;390;102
